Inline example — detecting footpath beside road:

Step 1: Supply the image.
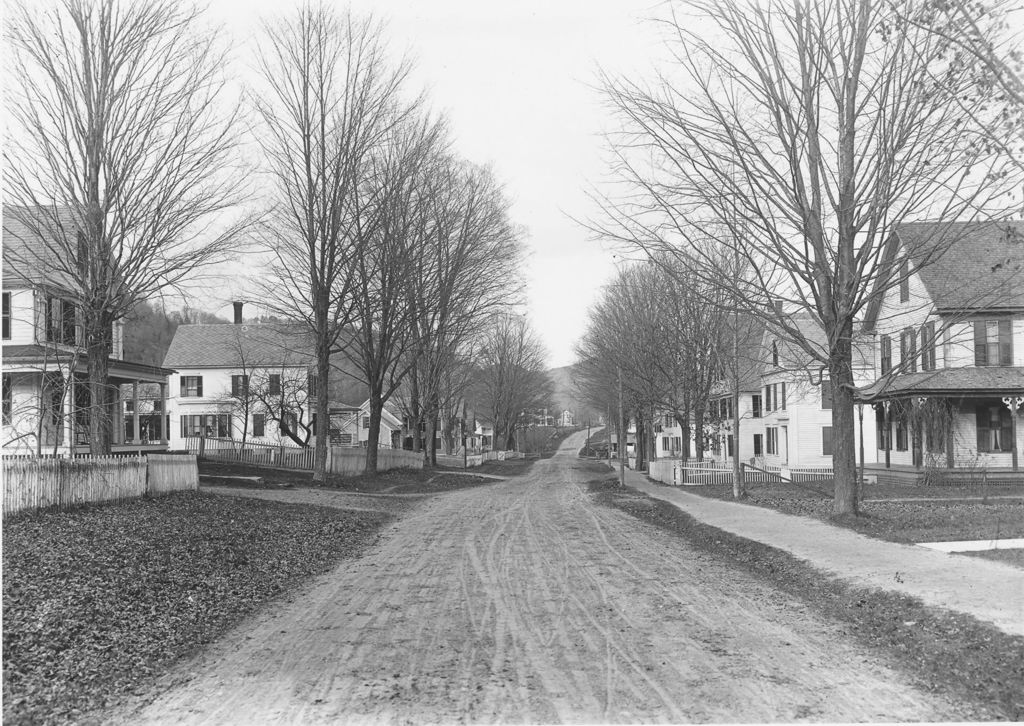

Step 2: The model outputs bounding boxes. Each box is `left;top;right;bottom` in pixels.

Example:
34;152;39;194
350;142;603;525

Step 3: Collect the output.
623;467;1024;637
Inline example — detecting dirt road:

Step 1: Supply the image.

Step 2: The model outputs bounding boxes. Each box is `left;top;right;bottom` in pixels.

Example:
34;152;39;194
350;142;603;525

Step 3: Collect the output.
123;431;958;724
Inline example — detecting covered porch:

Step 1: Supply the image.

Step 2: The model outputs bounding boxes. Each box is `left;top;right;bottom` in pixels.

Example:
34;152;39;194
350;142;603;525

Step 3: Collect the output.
858;368;1024;485
2;345;174;456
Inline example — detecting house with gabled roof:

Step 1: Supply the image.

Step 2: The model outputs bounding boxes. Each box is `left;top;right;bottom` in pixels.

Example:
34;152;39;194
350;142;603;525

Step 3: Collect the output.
756;312;878;471
857;221;1024;483
162;303;384;450
2;206;175;455
706;315;767;463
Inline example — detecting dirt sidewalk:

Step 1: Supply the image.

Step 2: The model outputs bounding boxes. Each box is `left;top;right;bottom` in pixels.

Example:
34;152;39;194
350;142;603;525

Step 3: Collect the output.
114;432;964;724
626;469;1024;637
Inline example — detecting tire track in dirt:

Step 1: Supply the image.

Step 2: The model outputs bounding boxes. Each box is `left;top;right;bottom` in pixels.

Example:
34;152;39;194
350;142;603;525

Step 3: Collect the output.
115;431;962;724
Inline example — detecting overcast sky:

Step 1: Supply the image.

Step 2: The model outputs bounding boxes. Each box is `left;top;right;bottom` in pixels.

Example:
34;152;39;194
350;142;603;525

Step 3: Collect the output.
204;0;664;368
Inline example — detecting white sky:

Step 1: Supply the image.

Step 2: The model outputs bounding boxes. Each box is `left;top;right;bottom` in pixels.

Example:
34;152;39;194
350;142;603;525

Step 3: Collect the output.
203;0;664;368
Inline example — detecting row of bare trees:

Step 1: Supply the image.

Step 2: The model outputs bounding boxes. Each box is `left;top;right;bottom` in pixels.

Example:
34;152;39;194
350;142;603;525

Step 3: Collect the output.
252;5;535;475
4;0;544;471
587;0;1024;516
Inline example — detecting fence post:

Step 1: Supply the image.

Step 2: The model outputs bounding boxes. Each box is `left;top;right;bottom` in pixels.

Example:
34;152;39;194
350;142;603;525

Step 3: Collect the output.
198;435;206;458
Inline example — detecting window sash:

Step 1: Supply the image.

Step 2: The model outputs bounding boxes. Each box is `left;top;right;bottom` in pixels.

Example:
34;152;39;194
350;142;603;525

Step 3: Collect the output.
751;395;762;418
2;292;10;340
180;376;203;397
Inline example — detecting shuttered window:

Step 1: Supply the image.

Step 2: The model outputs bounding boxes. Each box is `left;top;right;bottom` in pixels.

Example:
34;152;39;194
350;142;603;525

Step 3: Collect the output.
822;426;833;456
880;335;892;375
976;405;1013;452
180;376;203;397
974;320;1013;367
252;413;265;437
901;327;917;373
920;322;937;371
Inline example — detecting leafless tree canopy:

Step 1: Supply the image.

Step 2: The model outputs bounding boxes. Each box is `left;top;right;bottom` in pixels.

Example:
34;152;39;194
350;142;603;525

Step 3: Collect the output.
473;315;553;451
5;0;252;454
593;0;1023;514
252;4;415;478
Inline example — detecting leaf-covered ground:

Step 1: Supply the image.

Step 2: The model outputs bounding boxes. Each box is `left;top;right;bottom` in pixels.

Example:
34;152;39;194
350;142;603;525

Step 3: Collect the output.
585;470;1024;721
2;492;391;725
686;480;1024;543
199;459;535;493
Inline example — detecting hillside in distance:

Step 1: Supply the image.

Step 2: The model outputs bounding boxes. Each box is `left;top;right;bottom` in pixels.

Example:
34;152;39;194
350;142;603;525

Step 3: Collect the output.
547;364;603;425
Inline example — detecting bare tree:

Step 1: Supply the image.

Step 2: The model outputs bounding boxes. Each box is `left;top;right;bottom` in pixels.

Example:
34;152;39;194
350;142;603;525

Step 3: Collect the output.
594;0;1022;515
343;113;447;473
5;0;252;454
404;157;524;464
473;315;553;451
253;4;413;480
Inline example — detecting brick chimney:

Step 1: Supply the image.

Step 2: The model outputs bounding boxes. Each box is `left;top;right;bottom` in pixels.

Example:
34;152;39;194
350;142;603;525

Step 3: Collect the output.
233;301;243;325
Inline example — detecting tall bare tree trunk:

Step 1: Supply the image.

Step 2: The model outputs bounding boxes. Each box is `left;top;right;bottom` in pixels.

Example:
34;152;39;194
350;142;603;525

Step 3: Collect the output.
831;331;857;516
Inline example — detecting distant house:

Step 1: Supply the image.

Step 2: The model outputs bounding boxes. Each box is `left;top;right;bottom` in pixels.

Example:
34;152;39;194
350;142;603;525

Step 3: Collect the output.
355;398;403;449
707;316;766;463
558;409;575;427
2;206;174;455
162;303;367;449
858;221;1024;483
757;313;877;470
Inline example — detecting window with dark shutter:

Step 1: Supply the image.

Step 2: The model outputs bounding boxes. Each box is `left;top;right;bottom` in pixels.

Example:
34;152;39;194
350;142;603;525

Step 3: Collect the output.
875;405;887;450
751;395;762;418
821;379;832;410
999;320;1013;365
765;385;772;411
974;321;988;366
921;322;936;371
881;335;892;374
252;413;265;437
781;383;787;410
772;341;779;367
2;293;10;340
901;327;917;373
231;375;248;397
822;426;833;456
977;405;1013;452
899;259;910;302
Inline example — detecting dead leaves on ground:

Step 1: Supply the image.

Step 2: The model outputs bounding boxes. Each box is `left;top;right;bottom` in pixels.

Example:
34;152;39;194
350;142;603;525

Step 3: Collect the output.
2;492;389;725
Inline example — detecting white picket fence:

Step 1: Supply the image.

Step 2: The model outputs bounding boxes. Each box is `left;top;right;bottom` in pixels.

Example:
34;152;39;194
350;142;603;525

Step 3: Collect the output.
647;459;833;487
436;449;524;469
186;436;423;475
3;454;199;517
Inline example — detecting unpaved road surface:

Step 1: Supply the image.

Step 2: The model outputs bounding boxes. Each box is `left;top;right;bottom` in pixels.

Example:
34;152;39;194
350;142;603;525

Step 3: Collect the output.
122;431;958;724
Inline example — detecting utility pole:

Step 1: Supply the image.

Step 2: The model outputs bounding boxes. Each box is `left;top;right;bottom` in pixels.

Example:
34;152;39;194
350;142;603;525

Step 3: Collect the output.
618;364;625;488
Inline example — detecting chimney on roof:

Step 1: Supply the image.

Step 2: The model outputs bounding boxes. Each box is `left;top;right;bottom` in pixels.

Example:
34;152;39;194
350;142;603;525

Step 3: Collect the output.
233;301;243;325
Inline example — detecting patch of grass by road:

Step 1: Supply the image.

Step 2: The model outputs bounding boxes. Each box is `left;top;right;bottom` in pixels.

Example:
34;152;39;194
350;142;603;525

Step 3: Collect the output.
685;481;1024;544
584;470;1024;722
957;548;1024;568
198;459;506;494
3;491;390;725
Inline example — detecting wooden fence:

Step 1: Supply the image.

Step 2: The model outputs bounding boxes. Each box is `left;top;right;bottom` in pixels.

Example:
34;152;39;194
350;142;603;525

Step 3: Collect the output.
647;459;834;487
185;436;422;475
3;454;199;518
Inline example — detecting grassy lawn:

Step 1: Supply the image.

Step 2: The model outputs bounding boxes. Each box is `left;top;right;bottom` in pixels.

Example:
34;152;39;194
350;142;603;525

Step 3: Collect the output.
3;491;391;725
199;459;505;494
583;464;1024;721
957;548;1024;567
681;479;1024;544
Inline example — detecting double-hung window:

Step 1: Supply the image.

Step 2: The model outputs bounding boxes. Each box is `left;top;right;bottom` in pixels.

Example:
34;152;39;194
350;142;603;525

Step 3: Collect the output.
231;374;249;398
900;327;917;373
920;322;937;371
180;376;203;397
2;292;10;340
880;335;892;375
974;320;1013;366
977;406;1013;453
